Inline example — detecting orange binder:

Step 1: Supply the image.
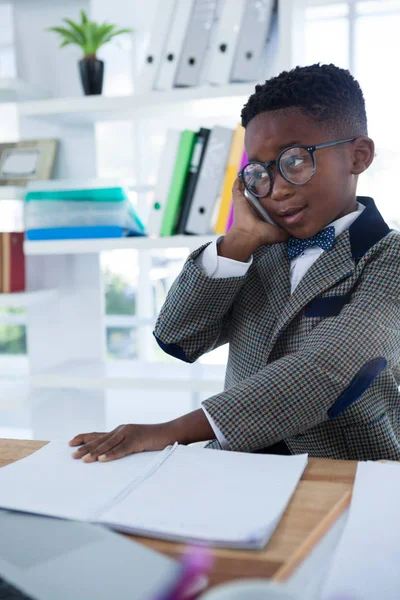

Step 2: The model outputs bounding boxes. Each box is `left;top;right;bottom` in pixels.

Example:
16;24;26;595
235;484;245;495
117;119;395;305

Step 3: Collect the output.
214;124;245;234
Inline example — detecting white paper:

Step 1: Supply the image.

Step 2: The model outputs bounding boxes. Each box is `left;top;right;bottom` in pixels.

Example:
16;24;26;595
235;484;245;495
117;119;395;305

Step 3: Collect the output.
0;441;160;521
322;461;400;600
0;442;307;549
100;445;308;548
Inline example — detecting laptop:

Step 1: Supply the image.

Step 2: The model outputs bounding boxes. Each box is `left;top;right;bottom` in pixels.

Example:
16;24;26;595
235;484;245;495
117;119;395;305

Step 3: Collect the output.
0;509;179;599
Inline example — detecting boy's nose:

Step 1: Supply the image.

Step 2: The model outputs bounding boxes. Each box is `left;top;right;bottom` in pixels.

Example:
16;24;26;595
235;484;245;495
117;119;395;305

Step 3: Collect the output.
270;171;295;203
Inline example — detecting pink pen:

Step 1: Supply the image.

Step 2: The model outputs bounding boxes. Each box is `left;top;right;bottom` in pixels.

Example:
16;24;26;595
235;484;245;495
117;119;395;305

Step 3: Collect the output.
152;546;213;600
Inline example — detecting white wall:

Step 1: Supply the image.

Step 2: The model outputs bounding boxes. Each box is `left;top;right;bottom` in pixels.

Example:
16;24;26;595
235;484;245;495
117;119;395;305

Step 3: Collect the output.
9;0;90;98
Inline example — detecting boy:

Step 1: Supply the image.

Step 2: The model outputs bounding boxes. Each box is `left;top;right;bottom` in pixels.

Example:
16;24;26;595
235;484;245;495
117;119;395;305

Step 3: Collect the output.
70;64;400;462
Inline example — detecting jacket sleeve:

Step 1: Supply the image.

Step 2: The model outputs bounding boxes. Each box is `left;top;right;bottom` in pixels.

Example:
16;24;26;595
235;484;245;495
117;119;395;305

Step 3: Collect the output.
153;243;249;363
202;237;400;452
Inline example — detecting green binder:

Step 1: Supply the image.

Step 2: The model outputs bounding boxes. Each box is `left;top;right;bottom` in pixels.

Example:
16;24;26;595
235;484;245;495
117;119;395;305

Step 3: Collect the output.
160;130;196;237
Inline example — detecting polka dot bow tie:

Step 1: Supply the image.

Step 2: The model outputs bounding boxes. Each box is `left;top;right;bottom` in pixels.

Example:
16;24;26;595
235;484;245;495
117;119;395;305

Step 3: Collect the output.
287;226;335;260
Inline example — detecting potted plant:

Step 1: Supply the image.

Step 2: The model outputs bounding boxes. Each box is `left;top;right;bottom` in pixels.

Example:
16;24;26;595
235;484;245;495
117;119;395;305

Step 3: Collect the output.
47;10;133;95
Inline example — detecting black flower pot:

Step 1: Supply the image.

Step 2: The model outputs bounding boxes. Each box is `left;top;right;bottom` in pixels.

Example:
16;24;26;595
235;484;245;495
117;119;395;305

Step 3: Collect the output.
78;58;104;95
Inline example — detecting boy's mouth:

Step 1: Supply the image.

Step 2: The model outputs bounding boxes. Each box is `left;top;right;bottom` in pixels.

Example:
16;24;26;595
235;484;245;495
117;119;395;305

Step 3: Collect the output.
278;205;307;226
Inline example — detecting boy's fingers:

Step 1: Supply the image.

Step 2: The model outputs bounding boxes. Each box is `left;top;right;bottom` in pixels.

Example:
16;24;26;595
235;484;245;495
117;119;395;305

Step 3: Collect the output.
233;176;242;192
98;439;135;462
81;431;125;463
71;433;113;459
68;432;105;447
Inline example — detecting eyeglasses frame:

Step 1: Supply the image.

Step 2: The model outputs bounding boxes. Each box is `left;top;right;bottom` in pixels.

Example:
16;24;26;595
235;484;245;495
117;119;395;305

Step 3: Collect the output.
238;137;357;198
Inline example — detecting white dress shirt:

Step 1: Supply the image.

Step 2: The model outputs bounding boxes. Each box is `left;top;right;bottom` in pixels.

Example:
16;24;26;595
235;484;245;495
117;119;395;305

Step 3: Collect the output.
196;203;365;449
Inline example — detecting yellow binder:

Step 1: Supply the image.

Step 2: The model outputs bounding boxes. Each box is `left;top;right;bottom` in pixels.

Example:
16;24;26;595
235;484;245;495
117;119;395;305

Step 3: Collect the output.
214;124;245;234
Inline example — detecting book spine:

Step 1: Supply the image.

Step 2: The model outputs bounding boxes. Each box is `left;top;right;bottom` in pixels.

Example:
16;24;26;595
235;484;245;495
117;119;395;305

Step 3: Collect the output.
175;128;210;234
214;125;245;234
185;125;234;235
0;233;3;293
2;233;9;293
226;149;248;231
160;130;196;237
147;130;181;236
9;233;25;293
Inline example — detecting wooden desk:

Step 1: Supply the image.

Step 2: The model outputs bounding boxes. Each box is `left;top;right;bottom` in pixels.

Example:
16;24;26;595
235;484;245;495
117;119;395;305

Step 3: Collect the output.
0;439;357;589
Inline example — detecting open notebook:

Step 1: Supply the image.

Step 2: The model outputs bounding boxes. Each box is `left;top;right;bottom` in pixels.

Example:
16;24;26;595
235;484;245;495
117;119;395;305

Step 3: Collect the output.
0;442;307;550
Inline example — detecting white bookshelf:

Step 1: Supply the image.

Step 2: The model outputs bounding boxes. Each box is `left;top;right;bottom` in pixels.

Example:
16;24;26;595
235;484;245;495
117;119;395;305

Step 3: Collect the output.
0;0;297;437
0;289;58;308
30;359;225;392
24;235;218;256
18;83;256;125
0;187;24;200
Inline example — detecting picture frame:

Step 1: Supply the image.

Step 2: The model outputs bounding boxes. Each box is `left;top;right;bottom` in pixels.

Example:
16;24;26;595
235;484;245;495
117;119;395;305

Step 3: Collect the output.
0;139;58;186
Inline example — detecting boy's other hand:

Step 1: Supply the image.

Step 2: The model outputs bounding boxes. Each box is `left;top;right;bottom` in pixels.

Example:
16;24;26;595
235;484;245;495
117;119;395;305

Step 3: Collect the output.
218;178;288;262
69;409;214;462
69;423;176;462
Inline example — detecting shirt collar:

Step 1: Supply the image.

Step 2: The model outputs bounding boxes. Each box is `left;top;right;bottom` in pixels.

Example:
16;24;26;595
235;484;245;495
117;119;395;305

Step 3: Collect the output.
294;197;390;260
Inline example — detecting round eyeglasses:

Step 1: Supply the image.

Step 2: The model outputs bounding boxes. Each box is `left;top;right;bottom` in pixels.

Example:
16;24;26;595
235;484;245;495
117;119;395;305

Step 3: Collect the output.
238;138;356;198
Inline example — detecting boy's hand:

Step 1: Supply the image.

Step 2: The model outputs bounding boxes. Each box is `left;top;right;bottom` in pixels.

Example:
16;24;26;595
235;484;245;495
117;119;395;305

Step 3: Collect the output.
69;423;176;462
218;178;288;262
69;409;214;462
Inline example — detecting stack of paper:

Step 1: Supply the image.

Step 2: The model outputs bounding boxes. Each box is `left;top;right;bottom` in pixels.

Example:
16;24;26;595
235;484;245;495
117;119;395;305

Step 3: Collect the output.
322;461;400;600
0;442;307;550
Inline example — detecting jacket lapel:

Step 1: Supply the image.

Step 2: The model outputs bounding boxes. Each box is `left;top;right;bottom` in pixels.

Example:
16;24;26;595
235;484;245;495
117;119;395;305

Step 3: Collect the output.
255;197;389;356
256;242;291;318
267;231;355;351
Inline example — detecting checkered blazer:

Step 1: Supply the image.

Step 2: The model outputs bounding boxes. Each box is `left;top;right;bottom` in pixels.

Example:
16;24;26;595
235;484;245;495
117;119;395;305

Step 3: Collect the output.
154;197;400;461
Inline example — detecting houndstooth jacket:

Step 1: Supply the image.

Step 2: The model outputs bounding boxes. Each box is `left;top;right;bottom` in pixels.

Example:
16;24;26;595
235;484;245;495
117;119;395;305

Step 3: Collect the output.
153;197;400;461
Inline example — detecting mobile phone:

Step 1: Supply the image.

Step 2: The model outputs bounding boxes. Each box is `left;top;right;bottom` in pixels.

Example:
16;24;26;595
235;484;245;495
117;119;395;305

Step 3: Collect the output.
244;189;276;226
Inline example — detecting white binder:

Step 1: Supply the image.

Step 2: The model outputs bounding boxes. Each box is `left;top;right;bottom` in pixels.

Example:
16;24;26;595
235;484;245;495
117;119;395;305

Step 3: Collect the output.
137;0;177;93
206;0;248;86
230;0;275;83
174;0;220;88
185;126;234;235
154;0;196;91
147;130;181;236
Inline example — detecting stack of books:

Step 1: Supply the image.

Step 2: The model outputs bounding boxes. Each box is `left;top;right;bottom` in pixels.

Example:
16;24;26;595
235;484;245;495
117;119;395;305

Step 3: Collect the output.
148;124;246;237
24;181;146;241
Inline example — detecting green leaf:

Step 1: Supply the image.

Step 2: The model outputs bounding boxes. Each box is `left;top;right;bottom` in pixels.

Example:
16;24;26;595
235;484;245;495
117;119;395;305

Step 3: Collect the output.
95;27;133;50
81;9;88;25
94;23;117;48
47;26;83;47
109;28;133;37
47;12;133;55
63;18;85;44
82;20;98;55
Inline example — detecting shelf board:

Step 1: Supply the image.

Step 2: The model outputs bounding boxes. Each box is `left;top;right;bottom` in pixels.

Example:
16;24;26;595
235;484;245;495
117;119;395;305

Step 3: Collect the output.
0;289;58;307
18;83;256;125
30;359;225;392
24;234;218;255
0;78;49;102
0;186;24;200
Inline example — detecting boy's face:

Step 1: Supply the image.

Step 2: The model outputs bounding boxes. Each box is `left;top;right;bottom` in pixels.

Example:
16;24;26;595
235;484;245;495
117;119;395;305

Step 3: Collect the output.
244;109;370;239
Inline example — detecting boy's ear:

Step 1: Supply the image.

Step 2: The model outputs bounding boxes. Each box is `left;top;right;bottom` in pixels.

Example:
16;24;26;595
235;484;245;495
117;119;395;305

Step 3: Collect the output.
350;136;375;174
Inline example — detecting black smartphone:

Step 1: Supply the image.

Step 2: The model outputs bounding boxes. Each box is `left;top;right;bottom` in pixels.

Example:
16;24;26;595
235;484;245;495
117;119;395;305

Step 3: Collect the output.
244;189;276;226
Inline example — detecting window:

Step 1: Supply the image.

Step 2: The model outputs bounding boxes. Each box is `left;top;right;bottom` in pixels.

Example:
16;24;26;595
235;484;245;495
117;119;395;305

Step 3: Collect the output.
305;0;400;228
305;3;349;68
354;0;400;228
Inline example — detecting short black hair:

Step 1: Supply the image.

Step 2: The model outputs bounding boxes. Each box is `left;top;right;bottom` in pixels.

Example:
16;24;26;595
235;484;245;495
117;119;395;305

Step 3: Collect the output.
241;63;368;137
